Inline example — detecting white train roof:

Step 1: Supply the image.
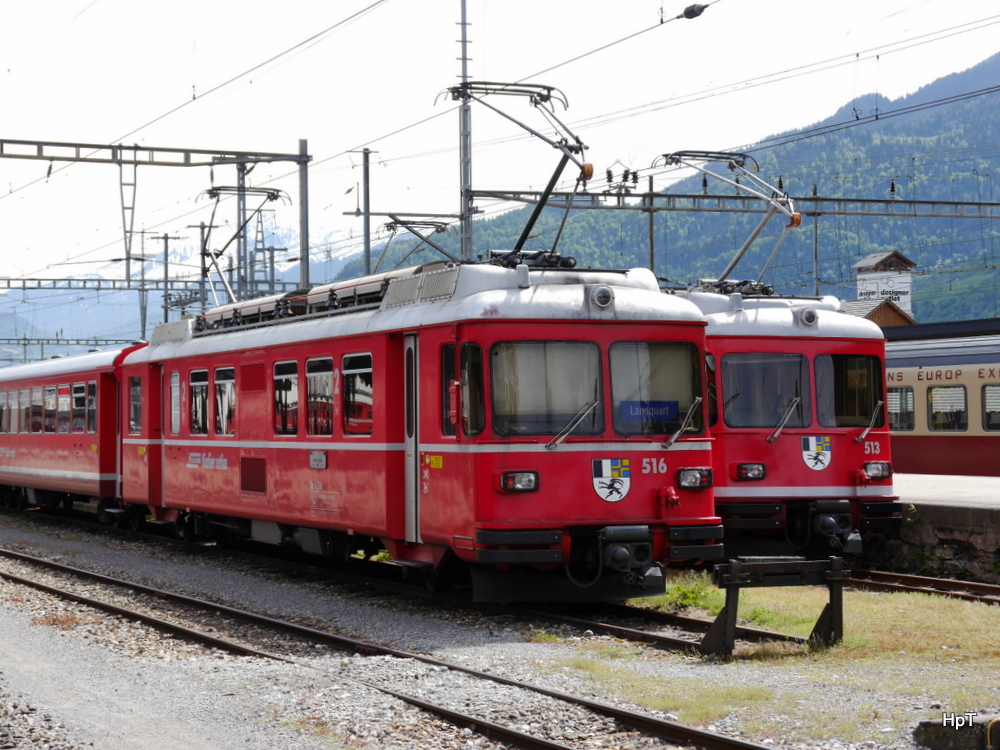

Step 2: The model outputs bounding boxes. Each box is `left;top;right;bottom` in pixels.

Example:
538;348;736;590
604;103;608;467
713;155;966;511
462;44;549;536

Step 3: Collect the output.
886;334;1000;367
684;291;885;340
128;264;706;364
0;346;139;384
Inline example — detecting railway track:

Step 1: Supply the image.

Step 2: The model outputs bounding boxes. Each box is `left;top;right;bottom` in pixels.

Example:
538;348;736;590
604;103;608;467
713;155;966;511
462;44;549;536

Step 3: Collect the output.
850;569;1000;604
3;505;806;655
0;544;773;750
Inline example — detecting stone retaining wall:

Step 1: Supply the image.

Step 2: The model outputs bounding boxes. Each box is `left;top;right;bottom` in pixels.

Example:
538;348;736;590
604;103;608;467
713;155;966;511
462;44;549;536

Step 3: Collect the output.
865;503;1000;584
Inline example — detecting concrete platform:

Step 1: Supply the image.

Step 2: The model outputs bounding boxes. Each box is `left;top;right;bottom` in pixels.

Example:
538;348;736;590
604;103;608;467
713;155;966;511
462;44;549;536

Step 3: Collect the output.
895;474;1000;507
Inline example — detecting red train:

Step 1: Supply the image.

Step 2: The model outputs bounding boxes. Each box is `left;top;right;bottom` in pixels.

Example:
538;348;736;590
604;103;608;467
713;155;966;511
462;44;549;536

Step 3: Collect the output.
0;261;724;601
685;285;902;556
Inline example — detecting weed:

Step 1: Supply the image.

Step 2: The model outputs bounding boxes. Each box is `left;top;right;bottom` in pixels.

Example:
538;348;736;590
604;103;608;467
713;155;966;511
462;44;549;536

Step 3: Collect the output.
526;625;561;643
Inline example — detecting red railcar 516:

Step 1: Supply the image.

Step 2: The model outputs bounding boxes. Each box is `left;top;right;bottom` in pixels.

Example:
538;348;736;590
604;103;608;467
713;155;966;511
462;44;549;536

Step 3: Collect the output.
1;262;724;601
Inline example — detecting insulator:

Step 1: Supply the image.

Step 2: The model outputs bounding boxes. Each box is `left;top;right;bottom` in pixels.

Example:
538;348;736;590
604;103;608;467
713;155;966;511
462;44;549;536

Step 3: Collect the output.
631;170;639;185
778;175;784;190
702;175;708;194
606;168;613;184
890;179;896;196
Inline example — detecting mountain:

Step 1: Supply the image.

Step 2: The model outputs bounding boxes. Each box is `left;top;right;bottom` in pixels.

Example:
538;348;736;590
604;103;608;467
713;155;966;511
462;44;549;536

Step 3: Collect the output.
336;52;1000;324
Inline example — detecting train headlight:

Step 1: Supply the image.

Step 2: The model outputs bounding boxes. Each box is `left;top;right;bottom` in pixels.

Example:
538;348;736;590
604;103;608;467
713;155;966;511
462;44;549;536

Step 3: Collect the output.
499;471;539;492
677;468;713;489
864;461;893;479
735;462;766;481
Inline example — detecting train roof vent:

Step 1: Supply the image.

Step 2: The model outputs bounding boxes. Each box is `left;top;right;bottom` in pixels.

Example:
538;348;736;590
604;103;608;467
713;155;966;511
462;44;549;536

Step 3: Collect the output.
383;266;460;308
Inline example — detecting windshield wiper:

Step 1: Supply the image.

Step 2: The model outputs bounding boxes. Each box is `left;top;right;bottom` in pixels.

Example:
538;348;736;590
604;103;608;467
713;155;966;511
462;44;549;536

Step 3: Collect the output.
662;397;703;449
854;400;884;443
547;400;599;450
766;397;801;443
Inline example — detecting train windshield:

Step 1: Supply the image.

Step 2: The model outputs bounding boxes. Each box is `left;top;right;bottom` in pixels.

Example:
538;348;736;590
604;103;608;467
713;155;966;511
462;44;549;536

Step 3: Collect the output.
491;341;603;435
815;354;884;428
610;342;702;435
721;353;811;428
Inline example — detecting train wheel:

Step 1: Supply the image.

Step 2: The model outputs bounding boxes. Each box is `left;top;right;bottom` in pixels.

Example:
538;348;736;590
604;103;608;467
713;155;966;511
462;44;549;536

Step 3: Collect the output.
174;514;195;543
128;507;146;533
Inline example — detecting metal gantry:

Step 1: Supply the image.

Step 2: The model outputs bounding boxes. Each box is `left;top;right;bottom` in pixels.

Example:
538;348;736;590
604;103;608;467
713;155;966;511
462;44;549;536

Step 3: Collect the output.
0;137;312;291
471;187;1000;293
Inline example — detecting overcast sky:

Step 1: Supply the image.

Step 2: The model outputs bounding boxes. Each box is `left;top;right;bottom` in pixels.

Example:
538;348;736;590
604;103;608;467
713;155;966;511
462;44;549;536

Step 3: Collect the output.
1;0;998;284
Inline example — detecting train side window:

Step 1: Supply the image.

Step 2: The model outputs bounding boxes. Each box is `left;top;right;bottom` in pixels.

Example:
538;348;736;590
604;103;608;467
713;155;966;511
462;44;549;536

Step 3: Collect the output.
274;361;299;435
57;384;71;434
306;358;333;436
928;385;967;431
31;387;44;434
610;342;702;436
169;372;181;436
8;391;19;435
214;368;236;436
886;386;915;431
462;343;485;436
983;385;1000;431
342;354;373;436
86;382;97;434
441;345;456;436
815;354;884;428
706;354;718;427
20;389;31;434
0;392;6;434
72;383;87;433
43;385;57;434
190;370;209;435
129;376;142;435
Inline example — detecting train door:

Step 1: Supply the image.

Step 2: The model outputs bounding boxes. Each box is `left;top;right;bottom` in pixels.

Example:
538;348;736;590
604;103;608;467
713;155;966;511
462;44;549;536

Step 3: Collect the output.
404;335;421;543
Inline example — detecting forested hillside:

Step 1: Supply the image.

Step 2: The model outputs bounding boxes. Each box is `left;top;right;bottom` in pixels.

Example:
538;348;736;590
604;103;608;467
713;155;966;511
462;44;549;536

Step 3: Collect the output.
337;52;1000;324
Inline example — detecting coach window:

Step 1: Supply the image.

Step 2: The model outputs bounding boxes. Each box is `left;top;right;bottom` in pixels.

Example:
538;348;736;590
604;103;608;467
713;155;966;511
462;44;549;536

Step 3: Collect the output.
0;392;6;434
215;368;236;436
816;354;884;428
20;389;30;434
57;384;71;433
43;385;57;433
983;385;1000;431
610;342;702;436
190;370;209;435
7;391;18;434
86;382;97;434
928;385;967;431
306;358;333;436
492;342;602;436
887;386;915;431
169;372;181;435
274;361;299;435
31;387;44;434
72;383;87;433
343;354;373;435
129;377;142;435
721;353;810;429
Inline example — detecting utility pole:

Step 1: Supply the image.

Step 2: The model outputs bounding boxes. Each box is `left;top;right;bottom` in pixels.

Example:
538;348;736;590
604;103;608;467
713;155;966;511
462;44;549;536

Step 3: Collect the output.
458;0;474;260
363;148;372;274
160;233;182;323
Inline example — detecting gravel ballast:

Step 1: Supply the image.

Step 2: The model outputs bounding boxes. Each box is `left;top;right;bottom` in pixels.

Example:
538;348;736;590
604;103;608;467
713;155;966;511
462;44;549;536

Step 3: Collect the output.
0;514;994;750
